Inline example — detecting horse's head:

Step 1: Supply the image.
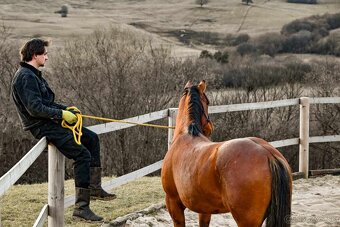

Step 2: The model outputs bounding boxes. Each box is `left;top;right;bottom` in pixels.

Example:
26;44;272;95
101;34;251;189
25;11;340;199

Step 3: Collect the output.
175;80;214;137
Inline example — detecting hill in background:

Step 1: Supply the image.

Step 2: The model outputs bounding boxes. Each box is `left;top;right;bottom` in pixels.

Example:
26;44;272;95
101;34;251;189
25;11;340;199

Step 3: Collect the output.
1;0;340;57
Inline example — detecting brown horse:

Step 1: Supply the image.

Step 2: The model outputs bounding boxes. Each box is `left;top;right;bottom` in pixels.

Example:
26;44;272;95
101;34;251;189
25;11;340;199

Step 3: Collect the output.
161;80;292;227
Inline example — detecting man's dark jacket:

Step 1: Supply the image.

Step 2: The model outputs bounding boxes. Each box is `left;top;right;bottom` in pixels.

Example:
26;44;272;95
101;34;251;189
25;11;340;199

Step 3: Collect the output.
12;62;66;130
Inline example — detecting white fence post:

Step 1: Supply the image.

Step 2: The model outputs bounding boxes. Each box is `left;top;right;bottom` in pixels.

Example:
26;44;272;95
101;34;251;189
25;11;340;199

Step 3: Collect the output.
48;144;65;227
168;108;177;150
299;97;310;179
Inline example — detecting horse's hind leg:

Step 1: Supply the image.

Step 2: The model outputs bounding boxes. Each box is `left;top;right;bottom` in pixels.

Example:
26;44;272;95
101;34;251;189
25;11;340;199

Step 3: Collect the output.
199;213;211;227
165;195;186;227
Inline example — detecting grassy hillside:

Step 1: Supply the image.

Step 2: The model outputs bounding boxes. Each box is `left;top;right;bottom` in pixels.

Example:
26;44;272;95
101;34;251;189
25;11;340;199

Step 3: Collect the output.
1;0;339;56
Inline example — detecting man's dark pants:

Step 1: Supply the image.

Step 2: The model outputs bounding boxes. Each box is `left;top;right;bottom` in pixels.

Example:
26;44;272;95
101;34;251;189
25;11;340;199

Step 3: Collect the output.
30;122;100;188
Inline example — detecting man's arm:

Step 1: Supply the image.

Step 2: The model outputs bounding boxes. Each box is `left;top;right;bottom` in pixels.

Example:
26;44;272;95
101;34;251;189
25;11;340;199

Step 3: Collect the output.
15;73;63;120
51;102;67;110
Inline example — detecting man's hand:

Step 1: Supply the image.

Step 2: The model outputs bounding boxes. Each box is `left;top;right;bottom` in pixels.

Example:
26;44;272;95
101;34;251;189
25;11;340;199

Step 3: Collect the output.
66;106;81;114
62;110;77;124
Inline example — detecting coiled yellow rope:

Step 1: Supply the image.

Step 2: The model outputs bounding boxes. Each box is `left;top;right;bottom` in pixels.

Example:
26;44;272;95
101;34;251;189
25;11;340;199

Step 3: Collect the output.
61;112;83;145
62;110;175;145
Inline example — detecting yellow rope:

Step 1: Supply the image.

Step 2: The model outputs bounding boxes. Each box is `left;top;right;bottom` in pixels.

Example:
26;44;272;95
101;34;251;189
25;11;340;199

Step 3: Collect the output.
81;114;175;129
62;111;175;145
61;113;83;145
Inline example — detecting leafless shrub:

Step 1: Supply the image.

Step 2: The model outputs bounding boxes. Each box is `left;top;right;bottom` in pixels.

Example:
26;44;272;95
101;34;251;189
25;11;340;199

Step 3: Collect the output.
233;13;340;57
253;32;284;56
209;82;302;171
282;30;314;53
326;13;340;30
0;24;44;183
281;15;329;36
199;50;229;64
224;33;250;46
307;60;340;170
222;58;311;89
312;33;340;55
236;42;257;56
55;4;68;17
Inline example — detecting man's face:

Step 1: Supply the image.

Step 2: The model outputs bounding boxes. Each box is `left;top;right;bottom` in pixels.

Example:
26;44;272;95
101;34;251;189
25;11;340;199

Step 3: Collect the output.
35;48;48;67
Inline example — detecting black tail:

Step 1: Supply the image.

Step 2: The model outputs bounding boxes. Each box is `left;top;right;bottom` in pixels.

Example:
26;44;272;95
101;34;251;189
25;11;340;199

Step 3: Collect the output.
266;157;292;227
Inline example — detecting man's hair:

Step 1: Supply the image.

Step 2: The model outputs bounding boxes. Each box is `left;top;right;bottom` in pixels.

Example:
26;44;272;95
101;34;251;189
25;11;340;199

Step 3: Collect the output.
20;38;50;62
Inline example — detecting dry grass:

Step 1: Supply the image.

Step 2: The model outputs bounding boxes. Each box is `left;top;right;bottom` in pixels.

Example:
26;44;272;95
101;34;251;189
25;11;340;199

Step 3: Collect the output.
0;176;164;227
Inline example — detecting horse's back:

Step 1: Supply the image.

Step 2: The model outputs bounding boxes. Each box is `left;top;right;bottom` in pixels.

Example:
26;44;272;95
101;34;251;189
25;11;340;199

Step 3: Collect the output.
216;137;274;189
216;137;288;180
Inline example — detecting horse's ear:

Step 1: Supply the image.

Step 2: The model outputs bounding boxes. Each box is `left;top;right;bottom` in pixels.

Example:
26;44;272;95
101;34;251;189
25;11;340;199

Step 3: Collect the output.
184;80;192;89
198;80;206;93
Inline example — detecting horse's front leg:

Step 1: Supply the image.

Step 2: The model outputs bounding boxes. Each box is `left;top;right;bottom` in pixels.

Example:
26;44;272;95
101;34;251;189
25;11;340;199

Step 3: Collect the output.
165;195;186;227
199;213;211;227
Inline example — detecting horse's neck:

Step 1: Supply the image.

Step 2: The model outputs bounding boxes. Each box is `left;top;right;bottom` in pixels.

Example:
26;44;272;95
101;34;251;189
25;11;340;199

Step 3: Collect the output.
173;128;211;145
173;127;186;141
174;101;205;139
173;112;190;137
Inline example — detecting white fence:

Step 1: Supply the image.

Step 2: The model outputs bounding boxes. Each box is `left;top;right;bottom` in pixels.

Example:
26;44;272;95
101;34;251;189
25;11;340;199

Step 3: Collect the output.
1;96;340;226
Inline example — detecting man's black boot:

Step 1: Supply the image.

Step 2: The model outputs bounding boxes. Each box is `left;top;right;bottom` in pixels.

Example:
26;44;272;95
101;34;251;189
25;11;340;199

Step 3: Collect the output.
72;187;103;221
89;167;117;200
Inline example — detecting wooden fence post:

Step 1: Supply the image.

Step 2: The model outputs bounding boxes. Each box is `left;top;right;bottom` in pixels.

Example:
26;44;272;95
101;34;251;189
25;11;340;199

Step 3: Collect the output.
168;108;177;150
48;144;65;227
299;97;310;179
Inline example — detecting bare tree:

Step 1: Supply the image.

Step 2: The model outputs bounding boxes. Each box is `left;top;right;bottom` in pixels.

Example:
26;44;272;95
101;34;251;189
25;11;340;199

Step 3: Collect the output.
49;26;216;176
308;60;340;170
0;23;43;183
196;0;208;7
54;4;68;17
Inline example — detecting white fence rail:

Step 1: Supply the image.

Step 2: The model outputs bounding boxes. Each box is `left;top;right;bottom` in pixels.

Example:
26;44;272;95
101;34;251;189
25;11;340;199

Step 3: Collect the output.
1;97;340;226
0;138;47;197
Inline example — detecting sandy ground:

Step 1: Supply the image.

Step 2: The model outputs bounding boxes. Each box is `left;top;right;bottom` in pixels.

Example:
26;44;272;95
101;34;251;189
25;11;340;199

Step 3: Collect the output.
107;175;340;227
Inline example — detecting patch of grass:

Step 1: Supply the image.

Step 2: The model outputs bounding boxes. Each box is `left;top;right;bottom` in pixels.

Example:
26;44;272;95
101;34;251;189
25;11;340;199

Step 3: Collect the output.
0;176;164;227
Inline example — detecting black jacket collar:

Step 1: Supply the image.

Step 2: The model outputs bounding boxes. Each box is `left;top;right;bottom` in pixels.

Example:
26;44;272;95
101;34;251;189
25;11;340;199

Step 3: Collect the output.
20;62;42;78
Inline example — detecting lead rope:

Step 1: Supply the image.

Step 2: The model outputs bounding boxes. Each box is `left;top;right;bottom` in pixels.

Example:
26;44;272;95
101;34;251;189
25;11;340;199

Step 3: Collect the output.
61;112;83;145
61;110;175;145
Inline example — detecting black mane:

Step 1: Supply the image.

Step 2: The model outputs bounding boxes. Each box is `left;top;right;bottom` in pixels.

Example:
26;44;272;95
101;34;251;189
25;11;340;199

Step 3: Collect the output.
187;86;203;136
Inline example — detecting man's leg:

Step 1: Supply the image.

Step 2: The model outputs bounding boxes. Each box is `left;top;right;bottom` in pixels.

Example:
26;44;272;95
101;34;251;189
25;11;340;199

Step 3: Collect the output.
35;123;103;221
81;127;116;200
81;127;101;168
55;138;103;221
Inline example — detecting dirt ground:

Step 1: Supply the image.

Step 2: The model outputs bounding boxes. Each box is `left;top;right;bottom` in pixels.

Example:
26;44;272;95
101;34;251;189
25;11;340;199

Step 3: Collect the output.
105;175;340;227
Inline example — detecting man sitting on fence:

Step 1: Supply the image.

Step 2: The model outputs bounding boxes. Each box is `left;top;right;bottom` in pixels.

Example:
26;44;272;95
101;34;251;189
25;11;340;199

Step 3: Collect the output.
11;38;116;222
